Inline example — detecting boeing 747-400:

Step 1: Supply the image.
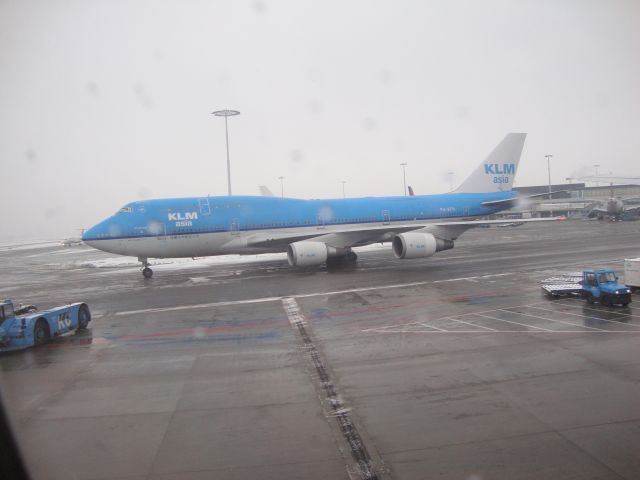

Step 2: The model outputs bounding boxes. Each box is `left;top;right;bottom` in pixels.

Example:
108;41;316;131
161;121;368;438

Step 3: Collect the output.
83;133;557;277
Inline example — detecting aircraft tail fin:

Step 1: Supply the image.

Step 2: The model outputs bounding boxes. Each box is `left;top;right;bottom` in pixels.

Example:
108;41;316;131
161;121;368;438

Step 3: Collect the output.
259;186;275;197
454;133;526;193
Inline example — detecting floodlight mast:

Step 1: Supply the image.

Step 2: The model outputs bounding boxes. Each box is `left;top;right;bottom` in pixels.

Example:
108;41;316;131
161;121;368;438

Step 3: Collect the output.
212;109;240;196
545;154;553;216
400;163;408;196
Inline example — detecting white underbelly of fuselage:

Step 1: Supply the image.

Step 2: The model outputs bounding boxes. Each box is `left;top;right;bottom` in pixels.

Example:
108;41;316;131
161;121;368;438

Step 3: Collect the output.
86;231;260;258
85;219;450;259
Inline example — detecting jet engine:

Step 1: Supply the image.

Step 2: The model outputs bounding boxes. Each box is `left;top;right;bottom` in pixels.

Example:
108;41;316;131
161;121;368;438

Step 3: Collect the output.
392;232;454;259
287;241;353;267
287;241;328;266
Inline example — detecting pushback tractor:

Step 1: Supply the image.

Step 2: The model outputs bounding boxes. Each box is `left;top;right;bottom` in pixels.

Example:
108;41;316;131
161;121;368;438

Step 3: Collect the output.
0;300;91;352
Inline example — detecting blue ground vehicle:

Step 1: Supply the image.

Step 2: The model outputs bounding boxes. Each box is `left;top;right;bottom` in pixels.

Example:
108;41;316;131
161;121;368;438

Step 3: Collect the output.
542;269;632;306
0;300;91;352
582;269;632;306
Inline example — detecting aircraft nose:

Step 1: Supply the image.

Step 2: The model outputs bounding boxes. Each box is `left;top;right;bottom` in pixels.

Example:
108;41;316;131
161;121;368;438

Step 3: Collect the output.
82;223;101;247
83;215;126;237
82;219;120;246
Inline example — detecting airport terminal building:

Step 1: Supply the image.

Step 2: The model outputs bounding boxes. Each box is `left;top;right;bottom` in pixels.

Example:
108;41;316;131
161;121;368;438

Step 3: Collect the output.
508;183;640;218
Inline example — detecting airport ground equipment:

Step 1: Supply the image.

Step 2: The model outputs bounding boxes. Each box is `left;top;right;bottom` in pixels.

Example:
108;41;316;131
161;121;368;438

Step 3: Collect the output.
0;300;91;352
624;258;640;292
542;269;632;306
541;273;584;298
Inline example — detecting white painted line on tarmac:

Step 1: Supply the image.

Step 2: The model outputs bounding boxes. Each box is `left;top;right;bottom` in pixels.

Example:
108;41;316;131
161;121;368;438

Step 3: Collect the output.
473;313;554;332
282;297;306;328
554;300;640;321
525;305;639;330
113;272;516;316
442;316;499;332
419;322;447;332
294;272;515;299
115;296;283;316
499;308;608;332
364;329;639;334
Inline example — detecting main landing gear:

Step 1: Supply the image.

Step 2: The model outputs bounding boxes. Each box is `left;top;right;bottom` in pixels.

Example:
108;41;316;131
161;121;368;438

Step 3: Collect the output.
138;256;153;279
326;251;358;272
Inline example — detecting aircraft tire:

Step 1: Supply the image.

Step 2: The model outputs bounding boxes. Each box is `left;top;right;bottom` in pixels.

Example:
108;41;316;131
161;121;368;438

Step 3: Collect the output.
326;257;344;272
327;254;357;273
34;319;50;346
142;267;153;279
77;304;91;330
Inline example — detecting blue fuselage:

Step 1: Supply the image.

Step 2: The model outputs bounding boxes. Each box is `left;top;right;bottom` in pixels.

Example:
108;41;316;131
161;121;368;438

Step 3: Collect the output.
84;191;515;242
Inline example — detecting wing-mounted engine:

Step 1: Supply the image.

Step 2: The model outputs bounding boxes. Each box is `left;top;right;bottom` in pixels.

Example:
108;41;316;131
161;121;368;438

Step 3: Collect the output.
287;241;351;267
392;232;454;259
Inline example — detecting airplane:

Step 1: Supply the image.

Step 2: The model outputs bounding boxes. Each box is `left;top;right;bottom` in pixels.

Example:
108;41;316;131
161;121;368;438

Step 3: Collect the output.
61;237;83;247
585;195;640;220
82;133;560;278
576;177;640;220
61;229;85;247
556;176;640;220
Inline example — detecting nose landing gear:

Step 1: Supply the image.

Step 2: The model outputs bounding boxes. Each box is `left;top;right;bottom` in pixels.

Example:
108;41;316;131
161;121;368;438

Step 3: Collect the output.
138;256;153;278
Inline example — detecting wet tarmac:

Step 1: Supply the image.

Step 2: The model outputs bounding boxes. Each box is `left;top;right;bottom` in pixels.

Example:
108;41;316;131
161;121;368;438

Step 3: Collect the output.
1;220;640;479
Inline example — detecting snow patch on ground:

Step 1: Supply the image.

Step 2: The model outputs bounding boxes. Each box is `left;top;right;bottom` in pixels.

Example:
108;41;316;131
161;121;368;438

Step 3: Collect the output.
79;253;289;270
78;243;391;270
0;241;62;252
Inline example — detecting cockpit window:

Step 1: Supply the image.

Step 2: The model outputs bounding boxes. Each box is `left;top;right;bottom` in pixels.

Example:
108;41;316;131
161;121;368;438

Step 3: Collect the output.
118;207;133;214
0;303;12;323
598;272;616;283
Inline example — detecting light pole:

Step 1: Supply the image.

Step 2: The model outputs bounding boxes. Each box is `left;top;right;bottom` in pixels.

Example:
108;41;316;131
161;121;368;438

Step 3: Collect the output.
212;109;240;196
341;180;346;198
447;171;454;192
278;176;284;198
400;163;408;196
594;164;600;187
545;154;553;217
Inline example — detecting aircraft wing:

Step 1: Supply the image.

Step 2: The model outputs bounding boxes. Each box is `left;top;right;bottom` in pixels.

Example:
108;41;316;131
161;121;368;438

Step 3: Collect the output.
244;217;560;250
623;204;640;213
589;207;608;214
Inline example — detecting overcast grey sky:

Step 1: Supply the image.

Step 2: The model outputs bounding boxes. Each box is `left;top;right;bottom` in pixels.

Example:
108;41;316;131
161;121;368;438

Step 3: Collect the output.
1;0;639;241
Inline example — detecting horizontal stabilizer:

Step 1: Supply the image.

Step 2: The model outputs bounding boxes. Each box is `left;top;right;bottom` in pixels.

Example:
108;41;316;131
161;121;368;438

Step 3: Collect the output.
482;190;569;207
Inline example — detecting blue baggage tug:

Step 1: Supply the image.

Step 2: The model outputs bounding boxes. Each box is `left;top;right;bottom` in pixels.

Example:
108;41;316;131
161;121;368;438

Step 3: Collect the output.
581;269;632;306
542;269;632;306
0;300;91;352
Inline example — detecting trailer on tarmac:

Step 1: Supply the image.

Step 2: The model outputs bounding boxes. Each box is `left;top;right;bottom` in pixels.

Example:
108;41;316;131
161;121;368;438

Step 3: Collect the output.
541;273;584;298
624;258;640;292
